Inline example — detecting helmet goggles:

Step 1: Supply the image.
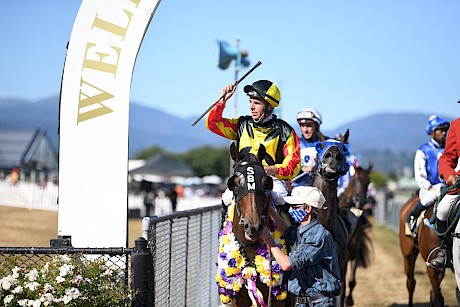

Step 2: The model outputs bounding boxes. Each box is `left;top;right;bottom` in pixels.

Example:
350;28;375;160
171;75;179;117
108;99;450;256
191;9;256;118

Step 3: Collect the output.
297;110;321;125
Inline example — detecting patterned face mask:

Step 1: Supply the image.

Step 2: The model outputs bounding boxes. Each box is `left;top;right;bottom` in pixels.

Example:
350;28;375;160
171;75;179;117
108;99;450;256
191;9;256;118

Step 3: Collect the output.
288;206;308;223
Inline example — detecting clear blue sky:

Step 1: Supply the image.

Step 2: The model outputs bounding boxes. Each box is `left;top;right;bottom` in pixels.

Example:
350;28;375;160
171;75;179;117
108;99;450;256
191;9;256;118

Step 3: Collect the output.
1;0;459;131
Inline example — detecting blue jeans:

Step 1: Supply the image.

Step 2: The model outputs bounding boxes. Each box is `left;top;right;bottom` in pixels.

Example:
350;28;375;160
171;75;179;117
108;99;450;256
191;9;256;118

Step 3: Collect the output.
295;296;336;307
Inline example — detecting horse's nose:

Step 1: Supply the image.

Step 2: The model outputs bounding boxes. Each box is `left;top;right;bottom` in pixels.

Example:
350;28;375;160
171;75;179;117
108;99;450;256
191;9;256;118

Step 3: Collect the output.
244;222;262;237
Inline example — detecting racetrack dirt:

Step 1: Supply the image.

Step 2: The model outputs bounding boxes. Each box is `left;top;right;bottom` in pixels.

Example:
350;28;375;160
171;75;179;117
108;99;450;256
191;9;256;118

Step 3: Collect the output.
344;222;458;306
0;206;458;306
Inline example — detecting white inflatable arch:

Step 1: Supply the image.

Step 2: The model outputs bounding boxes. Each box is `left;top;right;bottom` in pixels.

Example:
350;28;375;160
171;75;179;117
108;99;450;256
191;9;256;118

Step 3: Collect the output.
58;0;161;248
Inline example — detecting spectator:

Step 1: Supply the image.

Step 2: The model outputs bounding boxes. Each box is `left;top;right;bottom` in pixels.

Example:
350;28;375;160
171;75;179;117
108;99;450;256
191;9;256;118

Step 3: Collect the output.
143;190;156;217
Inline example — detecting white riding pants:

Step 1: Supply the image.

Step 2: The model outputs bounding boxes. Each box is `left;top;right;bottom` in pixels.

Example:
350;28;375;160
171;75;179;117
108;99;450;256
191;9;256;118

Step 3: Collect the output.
419;183;443;207
435;193;457;221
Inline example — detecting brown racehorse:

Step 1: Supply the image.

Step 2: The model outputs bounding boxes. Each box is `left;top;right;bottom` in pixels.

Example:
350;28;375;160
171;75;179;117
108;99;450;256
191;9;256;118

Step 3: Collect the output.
217;143;290;307
338;164;374;306
313;134;351;307
399;194;445;307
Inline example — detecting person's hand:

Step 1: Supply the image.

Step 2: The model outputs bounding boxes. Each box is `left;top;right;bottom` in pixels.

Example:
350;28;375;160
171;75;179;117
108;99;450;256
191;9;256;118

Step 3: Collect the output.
264;165;278;176
260;226;274;245
301;165;315;173
446;174;458;186
219;84;236;104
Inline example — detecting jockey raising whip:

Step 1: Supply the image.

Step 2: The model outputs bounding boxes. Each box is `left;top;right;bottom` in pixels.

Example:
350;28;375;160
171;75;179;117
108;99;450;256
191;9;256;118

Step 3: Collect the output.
191;61;262;126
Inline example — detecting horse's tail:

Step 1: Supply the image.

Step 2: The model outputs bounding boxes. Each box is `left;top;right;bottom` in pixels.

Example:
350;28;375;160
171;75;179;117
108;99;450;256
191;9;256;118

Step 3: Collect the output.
354;220;374;268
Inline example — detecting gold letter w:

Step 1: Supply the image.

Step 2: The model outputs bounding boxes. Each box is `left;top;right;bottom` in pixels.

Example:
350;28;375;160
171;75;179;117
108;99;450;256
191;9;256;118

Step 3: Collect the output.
77;78;114;124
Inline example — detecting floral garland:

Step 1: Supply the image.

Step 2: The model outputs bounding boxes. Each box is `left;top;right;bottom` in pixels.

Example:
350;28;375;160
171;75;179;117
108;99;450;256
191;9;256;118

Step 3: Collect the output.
215;201;288;305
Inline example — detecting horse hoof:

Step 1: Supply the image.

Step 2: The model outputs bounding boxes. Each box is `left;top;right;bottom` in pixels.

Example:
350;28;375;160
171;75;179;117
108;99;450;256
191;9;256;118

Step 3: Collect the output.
346;296;354;306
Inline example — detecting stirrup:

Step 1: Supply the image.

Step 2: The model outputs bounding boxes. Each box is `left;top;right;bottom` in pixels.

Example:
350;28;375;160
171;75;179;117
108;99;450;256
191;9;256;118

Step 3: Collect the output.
426;247;446;271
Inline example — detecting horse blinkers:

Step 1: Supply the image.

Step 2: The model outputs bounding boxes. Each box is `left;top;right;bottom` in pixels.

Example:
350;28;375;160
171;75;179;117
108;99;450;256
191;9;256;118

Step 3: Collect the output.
316;141;349;180
227;163;271;239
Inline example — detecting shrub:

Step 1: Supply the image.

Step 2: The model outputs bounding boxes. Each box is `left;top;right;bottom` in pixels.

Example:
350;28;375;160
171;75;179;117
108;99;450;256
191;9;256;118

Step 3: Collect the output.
0;255;132;306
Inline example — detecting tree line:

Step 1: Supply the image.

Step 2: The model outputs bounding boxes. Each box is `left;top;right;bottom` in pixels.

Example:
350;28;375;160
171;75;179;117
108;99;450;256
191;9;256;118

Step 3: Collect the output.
134;145;232;179
134;144;390;188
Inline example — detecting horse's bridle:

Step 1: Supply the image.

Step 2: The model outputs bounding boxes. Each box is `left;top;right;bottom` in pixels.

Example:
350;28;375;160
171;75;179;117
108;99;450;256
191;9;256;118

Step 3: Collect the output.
227;159;272;226
315;140;350;181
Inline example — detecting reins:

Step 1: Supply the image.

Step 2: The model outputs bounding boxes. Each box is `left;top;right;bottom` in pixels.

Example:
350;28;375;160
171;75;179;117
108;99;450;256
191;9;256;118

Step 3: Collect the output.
429;180;460;237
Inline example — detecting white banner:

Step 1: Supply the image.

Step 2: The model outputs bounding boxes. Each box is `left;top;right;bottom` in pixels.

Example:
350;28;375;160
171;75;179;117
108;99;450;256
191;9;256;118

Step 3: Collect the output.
58;0;161;247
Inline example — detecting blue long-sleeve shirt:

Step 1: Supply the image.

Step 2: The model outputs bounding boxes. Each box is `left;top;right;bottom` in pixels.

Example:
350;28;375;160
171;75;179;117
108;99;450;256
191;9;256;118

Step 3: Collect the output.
285;219;342;297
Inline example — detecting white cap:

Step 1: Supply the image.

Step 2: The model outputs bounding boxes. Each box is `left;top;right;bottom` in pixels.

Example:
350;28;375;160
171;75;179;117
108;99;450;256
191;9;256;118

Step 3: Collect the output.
296;108;322;125
283;186;326;209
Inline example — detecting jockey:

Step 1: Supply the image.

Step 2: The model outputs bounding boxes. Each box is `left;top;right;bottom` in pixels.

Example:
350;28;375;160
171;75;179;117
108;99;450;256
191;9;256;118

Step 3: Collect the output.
206;80;301;207
407;115;450;237
430;115;458;271
291;107;327;189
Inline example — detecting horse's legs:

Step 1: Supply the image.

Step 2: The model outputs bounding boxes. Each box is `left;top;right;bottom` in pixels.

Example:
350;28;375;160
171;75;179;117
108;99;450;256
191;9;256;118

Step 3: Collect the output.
426;266;445;307
403;249;418;307
345;259;358;306
338;255;348;307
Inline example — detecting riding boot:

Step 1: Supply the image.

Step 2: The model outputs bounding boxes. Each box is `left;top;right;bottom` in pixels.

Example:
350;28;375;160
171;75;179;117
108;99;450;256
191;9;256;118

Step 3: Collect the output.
407;201;425;234
429;218;448;270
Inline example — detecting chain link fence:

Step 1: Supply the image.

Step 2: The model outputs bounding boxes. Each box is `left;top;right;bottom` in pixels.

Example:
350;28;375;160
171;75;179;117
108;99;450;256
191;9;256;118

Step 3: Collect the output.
143;205;221;306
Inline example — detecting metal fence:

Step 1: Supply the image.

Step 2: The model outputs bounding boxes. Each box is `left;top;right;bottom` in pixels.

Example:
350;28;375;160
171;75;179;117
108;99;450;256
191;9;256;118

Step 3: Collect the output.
373;190;408;232
143;205;221;307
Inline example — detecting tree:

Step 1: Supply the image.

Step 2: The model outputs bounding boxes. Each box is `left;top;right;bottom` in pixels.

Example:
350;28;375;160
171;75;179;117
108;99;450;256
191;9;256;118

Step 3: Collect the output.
369;171;388;189
171;146;230;178
133;145;230;178
134;146;164;160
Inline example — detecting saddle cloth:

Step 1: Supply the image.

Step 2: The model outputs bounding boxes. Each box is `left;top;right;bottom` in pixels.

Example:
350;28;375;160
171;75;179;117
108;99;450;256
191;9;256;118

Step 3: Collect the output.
405;210;426;237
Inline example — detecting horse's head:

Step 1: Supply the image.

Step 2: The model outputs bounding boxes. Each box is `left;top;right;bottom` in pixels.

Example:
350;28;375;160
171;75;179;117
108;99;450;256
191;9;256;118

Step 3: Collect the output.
315;130;350;181
342;164;373;208
227;143;273;242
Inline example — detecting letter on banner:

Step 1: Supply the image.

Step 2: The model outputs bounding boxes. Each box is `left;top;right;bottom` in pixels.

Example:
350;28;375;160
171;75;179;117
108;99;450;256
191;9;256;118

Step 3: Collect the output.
58;0;161;248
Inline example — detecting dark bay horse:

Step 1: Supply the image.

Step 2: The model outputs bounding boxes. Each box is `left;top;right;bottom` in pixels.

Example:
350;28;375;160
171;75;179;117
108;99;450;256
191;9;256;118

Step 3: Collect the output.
216;143;288;307
313;134;351;307
399;194;445;306
338;164;374;306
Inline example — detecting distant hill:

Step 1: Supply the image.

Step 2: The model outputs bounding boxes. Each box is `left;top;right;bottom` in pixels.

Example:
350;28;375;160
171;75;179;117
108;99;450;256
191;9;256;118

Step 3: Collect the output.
0;96;454;174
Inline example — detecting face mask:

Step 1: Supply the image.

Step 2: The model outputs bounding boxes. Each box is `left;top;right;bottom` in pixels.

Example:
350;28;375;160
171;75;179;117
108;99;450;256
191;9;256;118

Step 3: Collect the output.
289;207;308;223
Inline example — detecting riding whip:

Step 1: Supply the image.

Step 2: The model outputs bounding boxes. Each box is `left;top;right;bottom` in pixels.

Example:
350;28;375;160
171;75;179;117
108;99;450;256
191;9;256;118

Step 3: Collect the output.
191;61;262;126
289;170;310;183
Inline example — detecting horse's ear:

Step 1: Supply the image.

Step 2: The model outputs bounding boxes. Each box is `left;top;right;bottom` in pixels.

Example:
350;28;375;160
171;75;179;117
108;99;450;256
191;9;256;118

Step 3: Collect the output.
257;144;266;161
341;129;350;144
264;176;273;191
227;175;236;191
230;142;238;162
368;162;373;173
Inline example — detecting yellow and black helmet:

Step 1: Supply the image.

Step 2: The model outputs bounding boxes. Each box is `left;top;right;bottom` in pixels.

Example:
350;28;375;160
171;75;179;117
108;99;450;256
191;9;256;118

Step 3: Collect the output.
243;80;281;108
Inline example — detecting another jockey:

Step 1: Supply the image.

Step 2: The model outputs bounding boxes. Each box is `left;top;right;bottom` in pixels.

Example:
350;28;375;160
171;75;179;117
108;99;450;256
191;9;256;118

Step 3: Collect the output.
291;108;327;189
429;115;458;271
206;80;301;208
407;115;450;237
